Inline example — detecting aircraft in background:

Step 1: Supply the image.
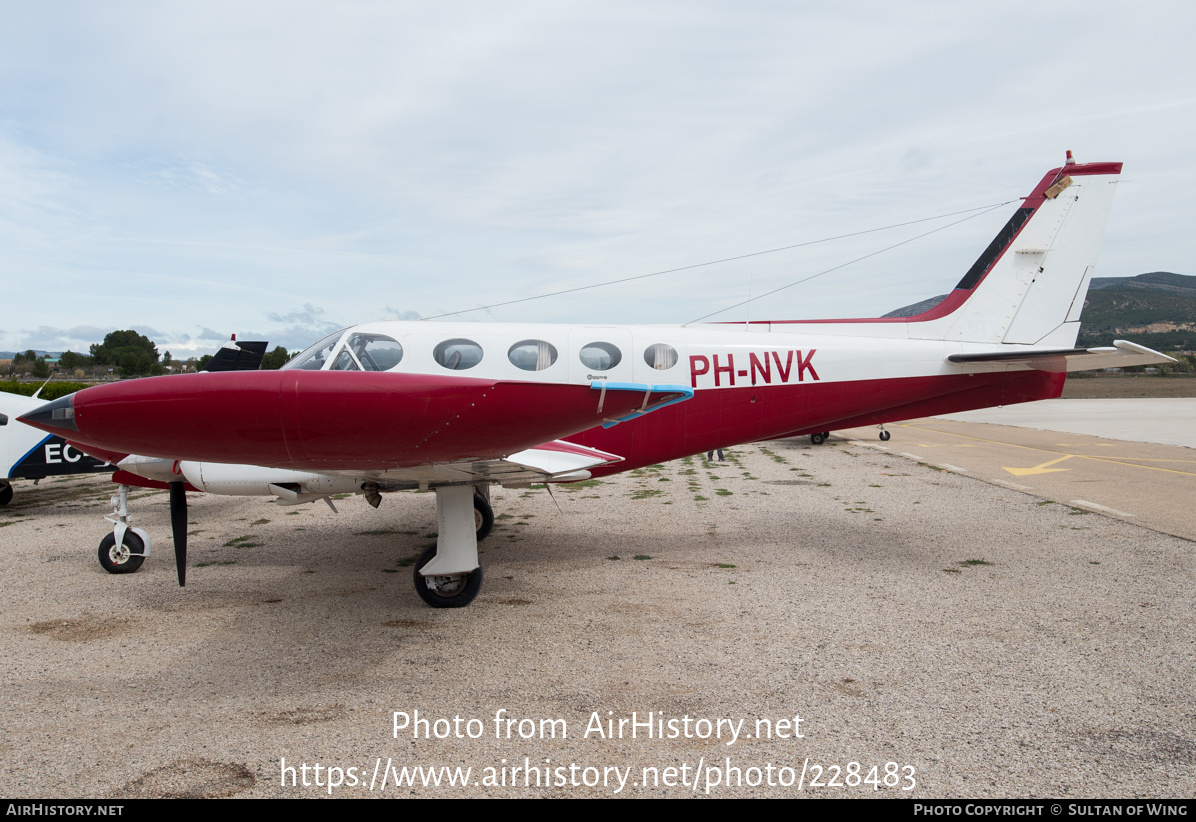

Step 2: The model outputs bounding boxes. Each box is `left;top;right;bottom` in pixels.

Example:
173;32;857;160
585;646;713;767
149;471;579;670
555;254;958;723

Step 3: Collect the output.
21;155;1175;608
0;390;113;505
0;340;269;507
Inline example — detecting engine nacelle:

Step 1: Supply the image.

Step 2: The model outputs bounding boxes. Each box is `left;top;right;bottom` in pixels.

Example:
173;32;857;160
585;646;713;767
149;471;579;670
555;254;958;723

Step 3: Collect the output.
178;461;361;497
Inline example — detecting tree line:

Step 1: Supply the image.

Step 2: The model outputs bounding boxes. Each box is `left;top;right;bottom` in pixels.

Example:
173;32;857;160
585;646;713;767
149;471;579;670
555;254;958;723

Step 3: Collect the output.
5;330;294;379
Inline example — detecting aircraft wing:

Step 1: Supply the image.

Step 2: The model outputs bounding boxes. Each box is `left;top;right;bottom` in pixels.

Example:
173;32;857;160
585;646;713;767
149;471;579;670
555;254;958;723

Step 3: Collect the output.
328;439;623;489
947;340;1177;374
112;439;622;501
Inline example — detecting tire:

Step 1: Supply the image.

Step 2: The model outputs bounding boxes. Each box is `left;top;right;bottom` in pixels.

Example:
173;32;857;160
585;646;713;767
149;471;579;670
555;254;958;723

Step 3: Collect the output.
98;532;146;574
879;430;891;442
474;492;494;542
810;433;826;445
413;545;483;608
0;482;12;506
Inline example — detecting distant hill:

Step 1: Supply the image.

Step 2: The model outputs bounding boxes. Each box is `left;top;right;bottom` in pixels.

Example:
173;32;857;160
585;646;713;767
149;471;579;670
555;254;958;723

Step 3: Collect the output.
882;295;948;318
1088;271;1196;295
0;350;55;360
883;272;1196;350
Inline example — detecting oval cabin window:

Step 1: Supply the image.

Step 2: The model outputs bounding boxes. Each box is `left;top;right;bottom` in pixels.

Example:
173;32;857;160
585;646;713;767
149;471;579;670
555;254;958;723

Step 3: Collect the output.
433;339;484;370
643;343;678;370
578;341;622;371
508;340;558;371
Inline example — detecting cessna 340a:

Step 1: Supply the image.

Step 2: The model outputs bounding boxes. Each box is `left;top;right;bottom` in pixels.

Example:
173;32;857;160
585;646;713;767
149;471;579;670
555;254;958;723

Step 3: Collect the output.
20;155;1175;607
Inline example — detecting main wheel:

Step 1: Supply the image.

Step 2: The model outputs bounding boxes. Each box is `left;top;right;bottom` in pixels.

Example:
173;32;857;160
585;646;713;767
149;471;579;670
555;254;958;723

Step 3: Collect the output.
879;429;891;442
413;545;483;608
0;481;12;506
98;532;146;574
474;492;494;542
810;433;826;445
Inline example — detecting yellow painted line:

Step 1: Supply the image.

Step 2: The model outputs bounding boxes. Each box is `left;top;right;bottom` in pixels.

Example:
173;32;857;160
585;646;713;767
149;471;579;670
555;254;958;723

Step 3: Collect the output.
1003;455;1074;476
897;422;1196;478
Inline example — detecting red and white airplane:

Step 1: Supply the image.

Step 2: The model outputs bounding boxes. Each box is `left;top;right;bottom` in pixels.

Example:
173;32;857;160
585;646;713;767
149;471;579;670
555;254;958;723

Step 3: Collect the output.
20;155;1174;607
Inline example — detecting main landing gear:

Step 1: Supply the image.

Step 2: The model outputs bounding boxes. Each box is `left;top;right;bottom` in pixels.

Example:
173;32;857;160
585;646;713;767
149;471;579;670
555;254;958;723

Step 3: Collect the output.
0;480;13;506
809;431;831;445
414;486;492;608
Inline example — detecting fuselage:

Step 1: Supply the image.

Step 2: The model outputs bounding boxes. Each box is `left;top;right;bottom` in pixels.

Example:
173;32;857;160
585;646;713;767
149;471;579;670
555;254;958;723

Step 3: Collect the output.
23;319;1062;477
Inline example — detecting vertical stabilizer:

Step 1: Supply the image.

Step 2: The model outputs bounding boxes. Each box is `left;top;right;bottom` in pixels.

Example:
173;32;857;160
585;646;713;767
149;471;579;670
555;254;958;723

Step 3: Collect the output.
910;156;1122;345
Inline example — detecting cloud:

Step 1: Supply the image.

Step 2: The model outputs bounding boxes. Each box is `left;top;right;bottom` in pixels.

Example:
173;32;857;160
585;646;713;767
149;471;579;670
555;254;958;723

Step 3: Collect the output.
382;306;420;321
13;325;116;353
265;303;333;326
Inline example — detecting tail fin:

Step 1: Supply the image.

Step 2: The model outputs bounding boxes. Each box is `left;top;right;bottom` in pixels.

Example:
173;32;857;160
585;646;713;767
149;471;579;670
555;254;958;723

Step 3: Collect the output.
200;339;269;372
911;155;1122;345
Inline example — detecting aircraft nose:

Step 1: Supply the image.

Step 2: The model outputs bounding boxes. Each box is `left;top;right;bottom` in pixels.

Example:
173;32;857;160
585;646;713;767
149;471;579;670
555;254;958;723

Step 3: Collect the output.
18;394;78;433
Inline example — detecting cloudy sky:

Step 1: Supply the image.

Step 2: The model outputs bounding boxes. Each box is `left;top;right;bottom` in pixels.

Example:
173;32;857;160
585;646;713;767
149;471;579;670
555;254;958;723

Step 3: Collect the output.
2;1;1193;356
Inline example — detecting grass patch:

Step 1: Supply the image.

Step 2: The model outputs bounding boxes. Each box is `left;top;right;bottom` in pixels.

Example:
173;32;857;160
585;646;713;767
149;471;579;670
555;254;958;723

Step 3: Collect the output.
251;518;270;526
717;563;737;569
194;560;236;567
223;535;260;547
608;555;620;561
959;559;992;566
630;489;664;500
558;479;605;491
633;555;652;561
715;489;732;496
694;495;708;501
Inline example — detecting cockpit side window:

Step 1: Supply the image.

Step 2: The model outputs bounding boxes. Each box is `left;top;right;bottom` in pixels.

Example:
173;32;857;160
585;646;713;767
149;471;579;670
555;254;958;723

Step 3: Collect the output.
347;334;404;371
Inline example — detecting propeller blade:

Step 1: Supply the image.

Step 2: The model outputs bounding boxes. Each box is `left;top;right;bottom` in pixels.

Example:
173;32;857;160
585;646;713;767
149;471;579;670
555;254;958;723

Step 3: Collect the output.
169;481;187;586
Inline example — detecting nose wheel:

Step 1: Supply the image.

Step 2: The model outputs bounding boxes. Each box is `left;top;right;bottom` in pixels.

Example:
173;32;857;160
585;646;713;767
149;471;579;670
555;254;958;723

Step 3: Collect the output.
98;531;146;574
98;484;151;575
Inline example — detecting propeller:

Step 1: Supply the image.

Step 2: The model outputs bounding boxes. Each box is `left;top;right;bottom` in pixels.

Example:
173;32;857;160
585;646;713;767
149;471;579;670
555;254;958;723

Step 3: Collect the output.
169;481;187;586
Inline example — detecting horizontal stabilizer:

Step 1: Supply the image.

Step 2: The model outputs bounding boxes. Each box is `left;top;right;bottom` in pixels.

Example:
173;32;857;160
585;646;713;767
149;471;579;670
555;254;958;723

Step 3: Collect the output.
948;340;1177;373
200;340;268;372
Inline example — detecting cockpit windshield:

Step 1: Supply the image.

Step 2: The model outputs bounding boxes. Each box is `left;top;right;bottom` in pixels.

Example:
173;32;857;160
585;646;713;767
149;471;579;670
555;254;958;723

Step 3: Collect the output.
281;330;346;371
281;330;405;372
